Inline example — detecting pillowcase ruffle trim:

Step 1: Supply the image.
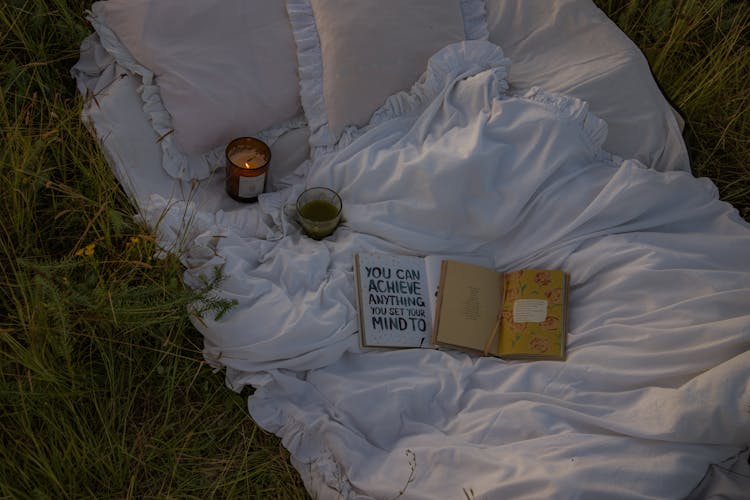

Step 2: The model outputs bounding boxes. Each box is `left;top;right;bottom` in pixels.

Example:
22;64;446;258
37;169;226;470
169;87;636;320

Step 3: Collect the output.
80;6;306;181
286;0;489;150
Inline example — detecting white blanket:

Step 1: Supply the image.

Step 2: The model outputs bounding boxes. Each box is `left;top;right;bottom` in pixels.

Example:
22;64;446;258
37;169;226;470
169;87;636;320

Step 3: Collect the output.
132;42;749;498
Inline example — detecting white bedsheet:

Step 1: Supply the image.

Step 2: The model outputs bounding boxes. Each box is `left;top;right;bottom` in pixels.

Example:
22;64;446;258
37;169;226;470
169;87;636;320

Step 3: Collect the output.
80;41;750;499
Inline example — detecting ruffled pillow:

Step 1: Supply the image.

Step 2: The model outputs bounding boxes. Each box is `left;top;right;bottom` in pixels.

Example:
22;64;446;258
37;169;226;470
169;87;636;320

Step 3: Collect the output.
87;0;304;180
286;0;488;150
485;0;689;171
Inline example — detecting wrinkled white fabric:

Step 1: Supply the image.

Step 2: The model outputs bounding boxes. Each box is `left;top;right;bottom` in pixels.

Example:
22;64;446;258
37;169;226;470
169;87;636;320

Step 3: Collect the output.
77;39;750;499
258;42;746;498
83;5;305;180
287;0;488;148
485;0;690;172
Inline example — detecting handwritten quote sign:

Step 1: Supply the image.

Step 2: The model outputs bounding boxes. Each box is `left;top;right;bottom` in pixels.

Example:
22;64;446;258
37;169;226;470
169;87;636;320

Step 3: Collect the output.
355;253;432;348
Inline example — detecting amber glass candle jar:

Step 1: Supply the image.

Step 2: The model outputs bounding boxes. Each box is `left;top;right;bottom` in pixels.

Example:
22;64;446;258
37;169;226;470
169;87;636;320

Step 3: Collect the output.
225;137;271;203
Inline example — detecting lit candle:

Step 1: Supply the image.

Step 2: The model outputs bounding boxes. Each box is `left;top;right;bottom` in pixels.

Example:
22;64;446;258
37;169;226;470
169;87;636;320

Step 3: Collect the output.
225;137;271;203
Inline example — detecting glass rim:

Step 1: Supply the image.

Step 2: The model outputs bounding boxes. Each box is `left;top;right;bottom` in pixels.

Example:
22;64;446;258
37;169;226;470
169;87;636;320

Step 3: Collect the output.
296;187;342;217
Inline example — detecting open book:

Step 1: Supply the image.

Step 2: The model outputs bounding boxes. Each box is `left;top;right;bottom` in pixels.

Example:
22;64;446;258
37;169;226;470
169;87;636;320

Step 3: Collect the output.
432;260;569;360
353;253;569;359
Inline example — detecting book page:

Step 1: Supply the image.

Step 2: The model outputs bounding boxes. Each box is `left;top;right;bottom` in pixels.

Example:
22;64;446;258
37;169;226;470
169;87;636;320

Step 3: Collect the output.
433;260;503;353
423;254;493;320
498;269;568;359
422;255;444;322
354;253;432;348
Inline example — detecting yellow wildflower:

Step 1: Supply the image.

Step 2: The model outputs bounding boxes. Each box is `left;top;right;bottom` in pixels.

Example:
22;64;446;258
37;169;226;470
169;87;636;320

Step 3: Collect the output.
75;243;96;257
126;236;142;250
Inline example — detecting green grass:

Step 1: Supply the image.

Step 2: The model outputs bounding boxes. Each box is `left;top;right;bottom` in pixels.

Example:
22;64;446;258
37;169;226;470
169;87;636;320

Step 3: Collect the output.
1;0;748;498
597;0;750;219
1;0;307;498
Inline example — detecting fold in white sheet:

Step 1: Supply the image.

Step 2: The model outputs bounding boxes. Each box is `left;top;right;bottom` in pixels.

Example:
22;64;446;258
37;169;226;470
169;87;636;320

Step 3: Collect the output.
131;42;748;498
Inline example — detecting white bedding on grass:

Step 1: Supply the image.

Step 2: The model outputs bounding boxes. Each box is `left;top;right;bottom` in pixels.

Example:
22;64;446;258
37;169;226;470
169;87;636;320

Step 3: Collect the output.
77;40;750;499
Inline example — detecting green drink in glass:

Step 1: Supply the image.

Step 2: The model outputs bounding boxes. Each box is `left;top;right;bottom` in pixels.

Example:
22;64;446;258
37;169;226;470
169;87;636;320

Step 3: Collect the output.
296;187;342;240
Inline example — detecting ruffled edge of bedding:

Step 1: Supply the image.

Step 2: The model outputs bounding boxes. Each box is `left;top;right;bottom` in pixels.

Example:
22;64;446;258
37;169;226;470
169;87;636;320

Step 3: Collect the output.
460;0;490;40
78;6;306;182
522;87;612;160
313;40;512;157
249;380;359;499
285;0;328;146
286;0;490;150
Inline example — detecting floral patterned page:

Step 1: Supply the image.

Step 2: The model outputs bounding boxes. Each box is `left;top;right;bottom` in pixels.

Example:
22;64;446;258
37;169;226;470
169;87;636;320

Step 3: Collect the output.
498;269;568;359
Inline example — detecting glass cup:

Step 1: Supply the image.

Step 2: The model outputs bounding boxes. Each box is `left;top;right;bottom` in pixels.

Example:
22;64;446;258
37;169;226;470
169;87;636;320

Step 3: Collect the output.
296;187;342;240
